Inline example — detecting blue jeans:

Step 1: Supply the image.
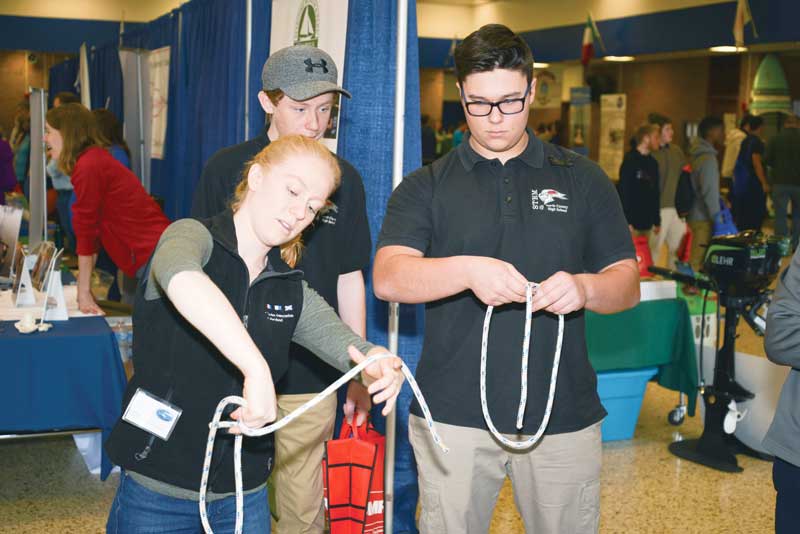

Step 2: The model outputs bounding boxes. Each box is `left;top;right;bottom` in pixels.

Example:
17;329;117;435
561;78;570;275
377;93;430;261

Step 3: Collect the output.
772;184;800;250
55;189;75;251
107;472;271;534
774;457;800;534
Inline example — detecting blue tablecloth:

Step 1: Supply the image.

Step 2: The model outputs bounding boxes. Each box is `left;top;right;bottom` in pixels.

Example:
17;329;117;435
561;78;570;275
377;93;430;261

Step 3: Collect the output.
0;316;127;479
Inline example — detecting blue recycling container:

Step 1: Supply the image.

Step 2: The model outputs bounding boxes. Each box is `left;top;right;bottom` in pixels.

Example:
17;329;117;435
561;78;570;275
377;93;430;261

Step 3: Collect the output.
596;367;658;441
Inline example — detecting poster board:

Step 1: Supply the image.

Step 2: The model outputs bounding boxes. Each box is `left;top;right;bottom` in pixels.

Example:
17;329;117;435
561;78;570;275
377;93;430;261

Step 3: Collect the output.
0;205;23;279
598;94;627;181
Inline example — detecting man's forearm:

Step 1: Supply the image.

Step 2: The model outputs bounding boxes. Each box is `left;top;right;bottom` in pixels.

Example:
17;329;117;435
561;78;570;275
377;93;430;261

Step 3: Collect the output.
374;252;470;304
337;271;366;337
575;260;640;314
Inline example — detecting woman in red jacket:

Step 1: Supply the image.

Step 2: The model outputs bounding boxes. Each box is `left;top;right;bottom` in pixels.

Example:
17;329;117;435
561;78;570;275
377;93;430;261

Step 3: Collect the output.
44;103;169;314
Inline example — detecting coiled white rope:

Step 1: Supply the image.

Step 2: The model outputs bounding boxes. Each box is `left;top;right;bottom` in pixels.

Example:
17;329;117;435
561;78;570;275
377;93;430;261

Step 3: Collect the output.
480;282;564;449
199;353;449;534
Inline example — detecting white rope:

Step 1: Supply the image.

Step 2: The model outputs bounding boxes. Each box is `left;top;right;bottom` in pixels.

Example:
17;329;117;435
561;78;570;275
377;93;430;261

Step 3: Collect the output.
199;353;448;534
480;282;564;449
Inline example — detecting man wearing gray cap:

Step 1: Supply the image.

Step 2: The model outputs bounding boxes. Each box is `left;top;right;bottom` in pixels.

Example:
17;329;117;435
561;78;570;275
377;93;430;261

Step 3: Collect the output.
192;45;372;534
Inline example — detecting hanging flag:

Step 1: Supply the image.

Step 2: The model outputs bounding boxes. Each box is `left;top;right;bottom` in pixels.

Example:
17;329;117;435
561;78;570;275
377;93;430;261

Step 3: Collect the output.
79;43;92;109
733;0;758;47
581;14;604;66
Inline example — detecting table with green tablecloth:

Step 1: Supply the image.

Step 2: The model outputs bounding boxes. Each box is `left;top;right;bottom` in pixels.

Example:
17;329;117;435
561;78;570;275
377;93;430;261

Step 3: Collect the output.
586;298;699;415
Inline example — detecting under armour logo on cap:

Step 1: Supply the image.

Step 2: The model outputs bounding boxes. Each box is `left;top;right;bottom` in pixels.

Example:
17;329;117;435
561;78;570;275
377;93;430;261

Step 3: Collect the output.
304;58;329;74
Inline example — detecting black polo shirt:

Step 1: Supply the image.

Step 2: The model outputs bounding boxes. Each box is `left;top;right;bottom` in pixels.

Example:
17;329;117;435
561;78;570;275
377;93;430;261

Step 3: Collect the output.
192;128;372;394
377;131;635;435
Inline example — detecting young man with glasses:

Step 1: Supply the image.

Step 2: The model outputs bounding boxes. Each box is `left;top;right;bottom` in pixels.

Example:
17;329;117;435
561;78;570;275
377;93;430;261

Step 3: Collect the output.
374;24;639;533
192;45;372;534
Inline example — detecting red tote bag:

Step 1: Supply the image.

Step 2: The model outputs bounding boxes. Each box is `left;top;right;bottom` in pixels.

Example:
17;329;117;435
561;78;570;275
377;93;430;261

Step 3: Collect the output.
323;421;385;534
634;235;654;277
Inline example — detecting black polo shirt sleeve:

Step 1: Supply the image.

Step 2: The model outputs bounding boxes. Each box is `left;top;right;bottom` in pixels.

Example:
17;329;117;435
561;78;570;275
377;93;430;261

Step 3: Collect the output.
377;166;434;254
192;154;231;219
336;160;372;274
580;160;637;273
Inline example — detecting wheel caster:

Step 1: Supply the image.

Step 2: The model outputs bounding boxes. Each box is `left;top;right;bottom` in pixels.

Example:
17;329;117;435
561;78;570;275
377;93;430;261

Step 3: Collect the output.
668;408;685;426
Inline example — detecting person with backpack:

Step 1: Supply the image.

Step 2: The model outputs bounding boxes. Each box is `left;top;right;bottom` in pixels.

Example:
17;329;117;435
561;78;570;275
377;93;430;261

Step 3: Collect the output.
687;116;724;270
648;113;688;268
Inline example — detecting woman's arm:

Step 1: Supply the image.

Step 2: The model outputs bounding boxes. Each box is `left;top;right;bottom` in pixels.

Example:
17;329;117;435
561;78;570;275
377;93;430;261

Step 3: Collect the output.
149;219;278;429
77;253;102;314
293;282;404;415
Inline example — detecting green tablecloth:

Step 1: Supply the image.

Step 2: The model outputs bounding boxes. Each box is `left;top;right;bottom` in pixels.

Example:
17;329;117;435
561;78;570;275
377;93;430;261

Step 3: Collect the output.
586;299;698;415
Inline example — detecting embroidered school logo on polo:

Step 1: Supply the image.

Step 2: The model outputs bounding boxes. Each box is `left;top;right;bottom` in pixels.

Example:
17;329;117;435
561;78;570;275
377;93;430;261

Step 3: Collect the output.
320;202;338;226
265;303;296;323
531;189;569;213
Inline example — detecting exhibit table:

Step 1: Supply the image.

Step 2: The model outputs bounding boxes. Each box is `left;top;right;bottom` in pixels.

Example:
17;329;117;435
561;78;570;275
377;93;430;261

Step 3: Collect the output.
586;298;699;415
0;316;127;479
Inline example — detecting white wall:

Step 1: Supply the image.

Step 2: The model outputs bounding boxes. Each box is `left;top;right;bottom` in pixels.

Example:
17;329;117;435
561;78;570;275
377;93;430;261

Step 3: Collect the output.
0;0;183;22
419;0;731;37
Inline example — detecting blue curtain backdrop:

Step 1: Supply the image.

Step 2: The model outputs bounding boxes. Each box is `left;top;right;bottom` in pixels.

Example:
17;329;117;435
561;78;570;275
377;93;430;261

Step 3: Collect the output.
122;11;182;219
48;57;80;107
179;0;248;217
248;0;271;140
337;1;424;532
89;44;124;119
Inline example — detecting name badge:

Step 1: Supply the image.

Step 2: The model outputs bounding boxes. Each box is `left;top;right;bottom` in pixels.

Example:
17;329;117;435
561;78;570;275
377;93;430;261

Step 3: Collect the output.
122;388;183;441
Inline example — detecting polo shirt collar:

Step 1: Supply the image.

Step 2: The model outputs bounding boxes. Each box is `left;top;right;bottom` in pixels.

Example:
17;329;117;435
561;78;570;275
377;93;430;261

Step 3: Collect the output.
456;128;544;172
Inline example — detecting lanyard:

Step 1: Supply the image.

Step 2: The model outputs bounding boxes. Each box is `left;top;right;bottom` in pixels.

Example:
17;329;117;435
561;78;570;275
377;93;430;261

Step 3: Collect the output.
198;353;449;534
480;282;564;449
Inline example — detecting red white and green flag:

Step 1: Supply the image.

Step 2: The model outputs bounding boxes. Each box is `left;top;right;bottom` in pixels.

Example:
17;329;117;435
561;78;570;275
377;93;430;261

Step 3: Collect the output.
733;0;758;47
581;14;604;66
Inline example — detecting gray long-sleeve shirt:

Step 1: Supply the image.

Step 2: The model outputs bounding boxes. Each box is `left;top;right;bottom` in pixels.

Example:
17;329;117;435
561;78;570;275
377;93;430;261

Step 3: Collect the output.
687;137;721;223
764;247;800;467
145;218;375;370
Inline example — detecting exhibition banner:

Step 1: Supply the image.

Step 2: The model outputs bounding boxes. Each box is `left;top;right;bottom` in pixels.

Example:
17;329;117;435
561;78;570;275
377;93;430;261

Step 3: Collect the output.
270;0;349;152
569;86;591;157
598;94;626;180
148;46;170;160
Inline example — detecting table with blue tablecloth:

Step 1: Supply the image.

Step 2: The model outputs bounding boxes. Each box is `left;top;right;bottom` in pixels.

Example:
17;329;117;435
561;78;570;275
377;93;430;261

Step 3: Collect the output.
586;298;699;415
0;316;127;479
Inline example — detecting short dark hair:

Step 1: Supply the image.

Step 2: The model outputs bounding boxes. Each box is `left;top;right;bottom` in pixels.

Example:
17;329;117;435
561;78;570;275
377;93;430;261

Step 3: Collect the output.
648;113;672;128
454;24;534;85
698;116;724;139
54;91;80;106
744;114;764;131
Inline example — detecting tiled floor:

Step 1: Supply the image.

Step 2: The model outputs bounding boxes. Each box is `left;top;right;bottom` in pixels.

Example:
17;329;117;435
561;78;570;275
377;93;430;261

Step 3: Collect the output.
0;376;776;533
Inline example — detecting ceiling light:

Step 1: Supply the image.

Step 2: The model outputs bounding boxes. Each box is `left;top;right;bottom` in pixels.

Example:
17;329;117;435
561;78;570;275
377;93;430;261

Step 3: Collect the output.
533;62;550;68
709;45;747;53
604;55;634;62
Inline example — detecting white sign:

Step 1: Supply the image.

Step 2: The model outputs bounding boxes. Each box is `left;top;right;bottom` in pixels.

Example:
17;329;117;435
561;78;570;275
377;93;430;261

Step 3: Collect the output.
598;94;627;180
148;46;171;160
270;0;349;152
0;205;22;279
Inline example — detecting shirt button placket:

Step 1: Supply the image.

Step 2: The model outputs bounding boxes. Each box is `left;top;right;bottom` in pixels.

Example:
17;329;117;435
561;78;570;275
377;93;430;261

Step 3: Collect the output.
502;168;514;218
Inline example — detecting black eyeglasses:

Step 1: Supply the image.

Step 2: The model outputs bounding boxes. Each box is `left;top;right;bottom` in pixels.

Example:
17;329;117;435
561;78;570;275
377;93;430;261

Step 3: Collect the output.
461;85;531;117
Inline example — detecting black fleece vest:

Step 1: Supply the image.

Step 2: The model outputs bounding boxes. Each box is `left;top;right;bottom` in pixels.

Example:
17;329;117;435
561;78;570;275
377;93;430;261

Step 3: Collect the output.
105;212;304;494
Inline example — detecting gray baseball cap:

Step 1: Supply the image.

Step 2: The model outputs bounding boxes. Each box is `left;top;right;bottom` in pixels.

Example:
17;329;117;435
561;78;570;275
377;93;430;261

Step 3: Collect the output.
261;45;351;101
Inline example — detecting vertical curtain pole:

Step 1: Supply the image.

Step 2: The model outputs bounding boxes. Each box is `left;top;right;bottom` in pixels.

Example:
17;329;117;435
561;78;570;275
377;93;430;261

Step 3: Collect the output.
136;51;148;192
244;0;253;140
386;0;409;531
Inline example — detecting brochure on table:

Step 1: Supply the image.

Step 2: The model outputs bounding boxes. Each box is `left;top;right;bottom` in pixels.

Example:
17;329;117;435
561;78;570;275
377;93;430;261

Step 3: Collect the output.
8;241;69;321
